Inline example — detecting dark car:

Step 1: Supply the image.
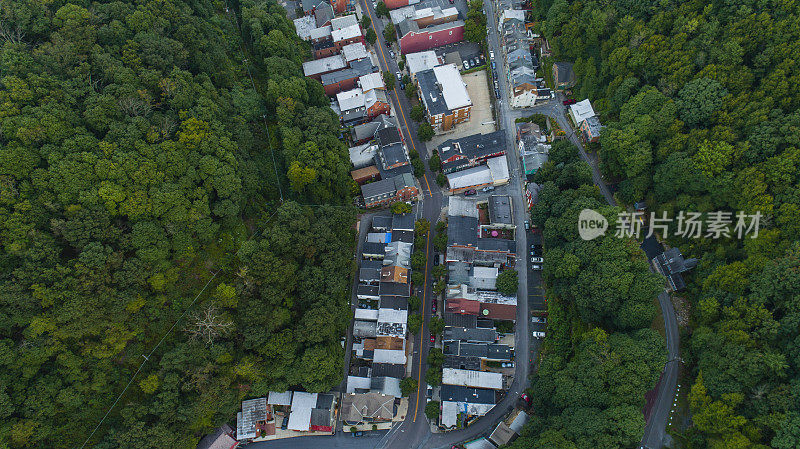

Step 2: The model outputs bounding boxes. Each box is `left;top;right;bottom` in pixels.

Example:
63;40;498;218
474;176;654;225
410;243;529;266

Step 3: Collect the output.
492;69;498;79
399;82;405;90
562;99;577;105
495;89;500;98
281;415;289;429
464;189;477;196
433;255;439;266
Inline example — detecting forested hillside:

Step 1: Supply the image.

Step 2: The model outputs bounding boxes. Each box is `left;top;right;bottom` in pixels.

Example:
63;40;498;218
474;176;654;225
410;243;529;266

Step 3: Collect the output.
532;0;800;447
0;1;354;448
507;141;665;448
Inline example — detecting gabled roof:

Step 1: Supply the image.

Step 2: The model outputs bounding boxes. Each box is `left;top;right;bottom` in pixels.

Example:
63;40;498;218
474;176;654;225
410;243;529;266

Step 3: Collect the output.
379;295;409;310
361;178;396;200
570;99;596;123
341;393;395;422
337;88;366;112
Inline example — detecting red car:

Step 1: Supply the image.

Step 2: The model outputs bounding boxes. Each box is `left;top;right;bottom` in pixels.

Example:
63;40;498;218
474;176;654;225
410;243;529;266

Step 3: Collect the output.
464;189;477;196
521;393;531;404
562;99;577;105
430;334;436;343
431;301;437;313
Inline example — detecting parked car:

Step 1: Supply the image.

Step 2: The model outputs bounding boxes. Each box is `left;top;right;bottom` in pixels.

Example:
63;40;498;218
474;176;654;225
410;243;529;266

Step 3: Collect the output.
473;57;480;66
399;82;405;90
430;334;436;343
353;431;365;437
495;89;500;98
501;362;515;368
281;415;289;429
531;264;542;270
562;98;577;105
389;49;396;59
395;71;402;81
524;220;530;230
532;331;546;338
531;316;546;323
481;185;495;192
433;254;439;266
491;61;496;70
521;393;531;404
492;69;498;79
463;60;470;70
489;50;495;59
464;189;477;196
531;257;543;263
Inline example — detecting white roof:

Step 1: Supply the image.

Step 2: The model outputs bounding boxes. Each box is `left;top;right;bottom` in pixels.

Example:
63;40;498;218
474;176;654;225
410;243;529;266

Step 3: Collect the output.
441;400;458;427
372;376;402;398
332;24;361;42
500;9;525;23
331;14;358;31
355;308;379;321
347;376;372;393
287;407;312;431
359;72;385;91
448;196;479;218
293;15;316;40
487;155;509;183
442;368;503;389
389;5;416;24
291;391;318;410
434;64;472;110
570;99;596;123
378;308;408;324
302;53;345;77
309;25;332;40
509;408;529;433
349;143;378;168
472;266;499;279
267;391;293;406
447;165;492;190
373;349;407;364
337;88;366;111
405;51;440;74
342;42;369;62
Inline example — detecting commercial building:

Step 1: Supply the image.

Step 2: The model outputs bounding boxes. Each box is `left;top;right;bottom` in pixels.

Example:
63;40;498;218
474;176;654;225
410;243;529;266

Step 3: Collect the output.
569;99;596;125
445;155;509;194
405;50;442;79
416;64;472;131
438;131;506;174
399;20;465;54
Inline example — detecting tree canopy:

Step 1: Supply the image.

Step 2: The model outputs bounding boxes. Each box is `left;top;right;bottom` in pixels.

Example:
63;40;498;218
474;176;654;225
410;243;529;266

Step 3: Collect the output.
0;1;355;448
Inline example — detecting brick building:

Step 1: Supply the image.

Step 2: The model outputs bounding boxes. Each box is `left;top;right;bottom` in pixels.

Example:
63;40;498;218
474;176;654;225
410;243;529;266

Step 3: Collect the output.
416;64;472;131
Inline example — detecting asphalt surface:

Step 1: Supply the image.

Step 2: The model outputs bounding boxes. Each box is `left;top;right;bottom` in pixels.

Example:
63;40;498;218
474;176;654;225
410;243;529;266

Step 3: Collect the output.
247;430;389;449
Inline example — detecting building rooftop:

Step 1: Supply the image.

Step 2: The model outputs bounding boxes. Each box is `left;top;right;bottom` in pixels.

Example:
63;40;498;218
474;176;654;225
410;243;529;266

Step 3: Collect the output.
405;50;441;75
446;165;493;190
337;88;366;112
379;281;411;297
448;196;479;218
392;212;415;231
417;63;471;117
331;14;359;30
351;115;396;142
308;25;332;40
488;195;513;225
357;284;379;298
267;391;293;406
443;311;478;328
379;143;409;169
332;23;361;42
353;320;378;338
372;362;406;378
440;384;496;404
361;177;396;200
438;130;506;164
372;215;393;230
448;215;479;247
359;72;385;91
373;348;407;364
341;393;395;423
294;15;316;40
303;54;346;77
237;397;268;440
486;343;512;360
442;368;503;390
486;155;509;183
379;295;409;310
342;42;369;62
570;99;596;123
443;326;497;342
362;241;387;256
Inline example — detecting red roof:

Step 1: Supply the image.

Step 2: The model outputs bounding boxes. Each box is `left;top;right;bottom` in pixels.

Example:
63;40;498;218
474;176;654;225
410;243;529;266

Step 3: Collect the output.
480;303;516;321
446;297;480;315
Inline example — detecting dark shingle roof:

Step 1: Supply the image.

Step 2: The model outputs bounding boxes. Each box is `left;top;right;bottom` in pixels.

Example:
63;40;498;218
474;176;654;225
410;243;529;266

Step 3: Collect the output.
379;282;410;297
438;131;506;162
371;363;405;378
392;213;415;231
440;385;495;404
372;215;393;230
379;295;409;310
377;127;402;147
443;311;477;328
362;241;387;256
443;326;497;342
390;230;414;243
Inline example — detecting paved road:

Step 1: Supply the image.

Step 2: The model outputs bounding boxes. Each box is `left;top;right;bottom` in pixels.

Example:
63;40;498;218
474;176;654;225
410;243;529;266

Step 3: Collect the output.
360;2;443;447
248;430;388;449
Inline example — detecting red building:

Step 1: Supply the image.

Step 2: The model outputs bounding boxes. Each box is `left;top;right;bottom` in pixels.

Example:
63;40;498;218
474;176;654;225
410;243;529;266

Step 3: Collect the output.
399;20;464;54
332;0;347;13
384;0;410;8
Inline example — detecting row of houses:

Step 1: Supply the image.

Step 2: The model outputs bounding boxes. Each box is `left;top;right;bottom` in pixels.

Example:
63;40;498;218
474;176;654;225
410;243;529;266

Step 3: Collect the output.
234;392;338;441
495;7;552;107
429;196;520;428
345;214;420;427
383;0;466;54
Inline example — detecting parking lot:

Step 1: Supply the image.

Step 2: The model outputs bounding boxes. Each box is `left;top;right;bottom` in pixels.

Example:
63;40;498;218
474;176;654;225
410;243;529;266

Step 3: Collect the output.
426;70;496;152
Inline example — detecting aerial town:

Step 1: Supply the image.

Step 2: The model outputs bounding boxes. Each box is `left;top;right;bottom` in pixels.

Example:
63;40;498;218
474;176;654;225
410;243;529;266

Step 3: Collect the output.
7;1;793;449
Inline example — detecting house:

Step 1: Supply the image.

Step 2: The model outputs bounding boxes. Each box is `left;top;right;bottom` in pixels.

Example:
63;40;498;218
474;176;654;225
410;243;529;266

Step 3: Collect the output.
390;229;414;244
359;266;381;284
487;195;514;229
517;122;550;176
361;173;418;208
353;320;378;338
365;89;392;118
442;368;503;390
349;142;379;168
653;247;698;292
236;397;270;440
440;385;496;428
341;42;369;63
351;114;396;144
357;284;380;300
330;14;359;31
372;215;393;231
308;25;333;44
381;265;409;283
479;302;517;321
448;215;479;248
553;62;576;91
416;64;472;131
470;266;499;290
391;212;415;231
359;72;385;92
569;99;596;125
380;294;409;310
340;393;395;425
331;0;348;13
580;115;602;143
303;54;347;79
379;280;411;297
486;155;510;185
293;15;316;41
384;240;413;268
442;326;498;343
390;5;459;28
332;24;363;50
438;131;506;174
321;59;374;95
489;422;518;446
377;309;408;337
312;39;338;59
197;424;238;449
399;20;465;54
405;50;441;79
351;165;381;184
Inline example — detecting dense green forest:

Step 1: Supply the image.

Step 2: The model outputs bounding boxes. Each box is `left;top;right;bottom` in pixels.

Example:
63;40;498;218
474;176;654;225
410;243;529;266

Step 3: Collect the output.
528;0;800;448
507;141;666;448
0;1;354;448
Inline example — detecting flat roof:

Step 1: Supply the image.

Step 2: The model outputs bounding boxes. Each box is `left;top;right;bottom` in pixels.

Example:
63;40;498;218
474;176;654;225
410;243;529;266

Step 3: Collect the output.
447;165;493;190
488;195;513;225
487;155;509;182
342;42;369;62
303;54;346;77
448;196;479;218
570;99;596;122
359;72;385;91
332;24;361;42
434;64;472;110
267;391;293;406
442;368;503;390
448;215;479;247
406;50;441;74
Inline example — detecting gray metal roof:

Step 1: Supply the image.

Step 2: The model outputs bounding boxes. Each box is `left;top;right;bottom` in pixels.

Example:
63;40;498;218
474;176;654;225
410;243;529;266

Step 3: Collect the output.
372;215;393;230
440;385;495;404
361;178;396;200
476;238;515;253
392;213;415;231
438;131;506;163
